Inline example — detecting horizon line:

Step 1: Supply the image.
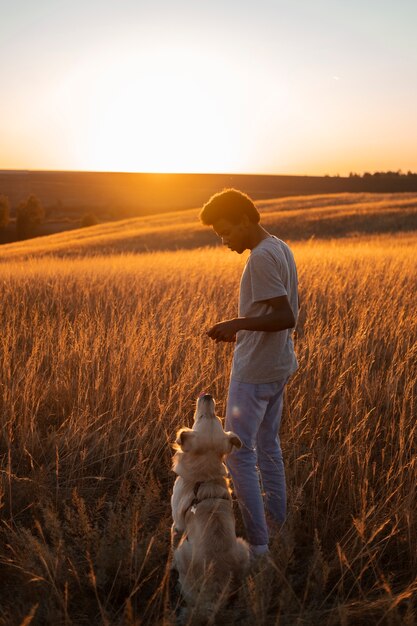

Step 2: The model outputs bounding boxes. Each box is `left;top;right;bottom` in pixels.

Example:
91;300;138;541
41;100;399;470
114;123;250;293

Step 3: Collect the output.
1;168;413;178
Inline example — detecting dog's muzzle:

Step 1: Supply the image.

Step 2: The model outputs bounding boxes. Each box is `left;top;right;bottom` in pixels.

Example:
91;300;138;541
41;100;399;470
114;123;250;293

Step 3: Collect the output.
198;392;212;400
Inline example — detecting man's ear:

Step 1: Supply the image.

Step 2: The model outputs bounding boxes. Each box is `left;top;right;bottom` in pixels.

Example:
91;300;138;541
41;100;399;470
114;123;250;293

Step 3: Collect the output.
226;431;242;450
239;213;250;228
175;428;195;452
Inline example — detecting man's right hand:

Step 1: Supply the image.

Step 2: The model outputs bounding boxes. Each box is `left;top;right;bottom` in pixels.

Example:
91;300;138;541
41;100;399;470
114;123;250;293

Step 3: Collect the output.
206;319;241;342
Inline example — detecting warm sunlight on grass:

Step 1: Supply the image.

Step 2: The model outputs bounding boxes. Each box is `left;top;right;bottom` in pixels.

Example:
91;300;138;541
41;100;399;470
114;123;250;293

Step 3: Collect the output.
1;192;416;261
0;233;416;623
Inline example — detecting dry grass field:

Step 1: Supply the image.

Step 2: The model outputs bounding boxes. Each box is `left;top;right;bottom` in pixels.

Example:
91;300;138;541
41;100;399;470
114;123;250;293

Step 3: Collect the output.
0;194;416;625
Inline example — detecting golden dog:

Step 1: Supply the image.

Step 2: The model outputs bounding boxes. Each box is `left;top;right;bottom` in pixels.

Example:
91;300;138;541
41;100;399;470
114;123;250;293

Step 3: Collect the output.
171;393;250;618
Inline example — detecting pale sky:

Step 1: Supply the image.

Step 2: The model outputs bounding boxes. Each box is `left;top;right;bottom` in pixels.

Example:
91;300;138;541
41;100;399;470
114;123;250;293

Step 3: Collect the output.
0;0;416;175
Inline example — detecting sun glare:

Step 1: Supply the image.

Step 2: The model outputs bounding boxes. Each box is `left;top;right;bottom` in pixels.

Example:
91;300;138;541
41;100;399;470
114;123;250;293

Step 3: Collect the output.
52;45;253;173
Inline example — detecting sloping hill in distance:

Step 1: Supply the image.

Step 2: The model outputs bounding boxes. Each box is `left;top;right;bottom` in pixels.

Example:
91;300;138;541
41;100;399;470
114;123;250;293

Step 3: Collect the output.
2;170;417;216
1;192;416;261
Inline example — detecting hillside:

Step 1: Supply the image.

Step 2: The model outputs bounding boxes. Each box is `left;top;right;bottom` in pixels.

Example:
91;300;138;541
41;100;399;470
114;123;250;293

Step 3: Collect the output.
1;192;416;261
2;170;417;218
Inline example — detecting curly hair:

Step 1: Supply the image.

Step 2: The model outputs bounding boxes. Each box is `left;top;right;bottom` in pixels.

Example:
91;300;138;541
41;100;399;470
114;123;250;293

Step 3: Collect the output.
199;189;260;225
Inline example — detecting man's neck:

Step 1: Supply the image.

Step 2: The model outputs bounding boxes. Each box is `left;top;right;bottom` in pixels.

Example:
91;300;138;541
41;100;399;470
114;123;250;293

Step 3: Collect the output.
247;224;271;250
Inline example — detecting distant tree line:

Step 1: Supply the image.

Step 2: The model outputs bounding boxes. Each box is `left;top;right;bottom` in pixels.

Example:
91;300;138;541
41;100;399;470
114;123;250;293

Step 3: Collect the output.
16;194;45;239
0;193;45;239
0;195;10;229
348;170;417;178
0;193;99;242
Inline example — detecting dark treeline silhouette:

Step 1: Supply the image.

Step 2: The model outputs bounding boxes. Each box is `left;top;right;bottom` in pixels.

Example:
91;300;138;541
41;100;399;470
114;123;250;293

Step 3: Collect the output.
16;194;45;239
0;195;10;229
0;193;46;242
348;170;417;179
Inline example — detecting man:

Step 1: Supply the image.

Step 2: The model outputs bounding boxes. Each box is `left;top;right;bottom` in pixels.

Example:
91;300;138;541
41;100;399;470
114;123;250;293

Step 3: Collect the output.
199;189;299;558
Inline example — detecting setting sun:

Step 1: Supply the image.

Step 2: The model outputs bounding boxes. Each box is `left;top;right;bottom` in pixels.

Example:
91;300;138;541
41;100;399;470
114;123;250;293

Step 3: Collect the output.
0;1;416;175
54;45;255;173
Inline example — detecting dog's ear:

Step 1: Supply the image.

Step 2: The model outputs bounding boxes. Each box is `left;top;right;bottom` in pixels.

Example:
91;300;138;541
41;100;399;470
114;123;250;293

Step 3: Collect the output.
226;431;242;450
175;428;196;452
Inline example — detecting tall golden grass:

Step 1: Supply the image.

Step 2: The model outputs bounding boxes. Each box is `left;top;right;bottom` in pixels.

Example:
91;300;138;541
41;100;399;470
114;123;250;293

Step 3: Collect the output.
0;232;416;624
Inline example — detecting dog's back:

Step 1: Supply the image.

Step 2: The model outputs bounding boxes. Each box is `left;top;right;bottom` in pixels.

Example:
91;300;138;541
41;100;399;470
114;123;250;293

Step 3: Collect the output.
174;496;249;613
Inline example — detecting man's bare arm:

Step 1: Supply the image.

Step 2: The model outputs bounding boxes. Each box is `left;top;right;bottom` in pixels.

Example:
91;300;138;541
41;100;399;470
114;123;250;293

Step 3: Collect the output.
207;295;295;342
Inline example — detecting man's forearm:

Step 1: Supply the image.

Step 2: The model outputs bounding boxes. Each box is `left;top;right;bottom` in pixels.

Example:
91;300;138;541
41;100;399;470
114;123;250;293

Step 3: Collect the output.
206;307;295;342
236;310;295;333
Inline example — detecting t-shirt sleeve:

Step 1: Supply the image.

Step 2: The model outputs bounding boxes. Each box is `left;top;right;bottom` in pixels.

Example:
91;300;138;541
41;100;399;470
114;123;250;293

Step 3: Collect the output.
248;249;288;303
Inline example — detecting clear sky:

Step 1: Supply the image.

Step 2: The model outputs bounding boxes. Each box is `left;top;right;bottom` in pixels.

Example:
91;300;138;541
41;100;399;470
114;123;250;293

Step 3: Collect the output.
1;0;416;175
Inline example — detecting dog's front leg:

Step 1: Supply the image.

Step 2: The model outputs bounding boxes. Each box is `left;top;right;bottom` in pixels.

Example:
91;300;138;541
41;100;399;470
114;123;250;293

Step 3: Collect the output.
170;523;186;575
171;523;184;551
171;478;186;554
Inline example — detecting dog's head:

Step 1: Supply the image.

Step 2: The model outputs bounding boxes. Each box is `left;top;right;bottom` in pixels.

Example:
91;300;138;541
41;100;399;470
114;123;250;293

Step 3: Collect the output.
174;393;242;458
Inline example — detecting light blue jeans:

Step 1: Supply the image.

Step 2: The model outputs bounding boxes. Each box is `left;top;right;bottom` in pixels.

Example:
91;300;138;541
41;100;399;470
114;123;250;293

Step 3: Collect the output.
225;378;288;546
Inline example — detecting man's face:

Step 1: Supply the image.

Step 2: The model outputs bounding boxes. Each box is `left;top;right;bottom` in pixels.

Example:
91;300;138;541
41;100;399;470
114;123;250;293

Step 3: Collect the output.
212;217;249;254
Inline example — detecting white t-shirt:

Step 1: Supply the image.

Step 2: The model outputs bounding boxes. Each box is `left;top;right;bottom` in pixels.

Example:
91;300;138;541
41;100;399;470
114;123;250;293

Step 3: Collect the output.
231;236;299;384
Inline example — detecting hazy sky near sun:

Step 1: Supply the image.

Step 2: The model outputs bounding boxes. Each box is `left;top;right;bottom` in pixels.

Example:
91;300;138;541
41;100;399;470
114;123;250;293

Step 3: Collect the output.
1;0;416;175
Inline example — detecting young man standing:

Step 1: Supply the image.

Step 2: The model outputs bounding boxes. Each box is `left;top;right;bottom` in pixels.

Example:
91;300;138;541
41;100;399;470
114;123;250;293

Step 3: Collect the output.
200;189;299;558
